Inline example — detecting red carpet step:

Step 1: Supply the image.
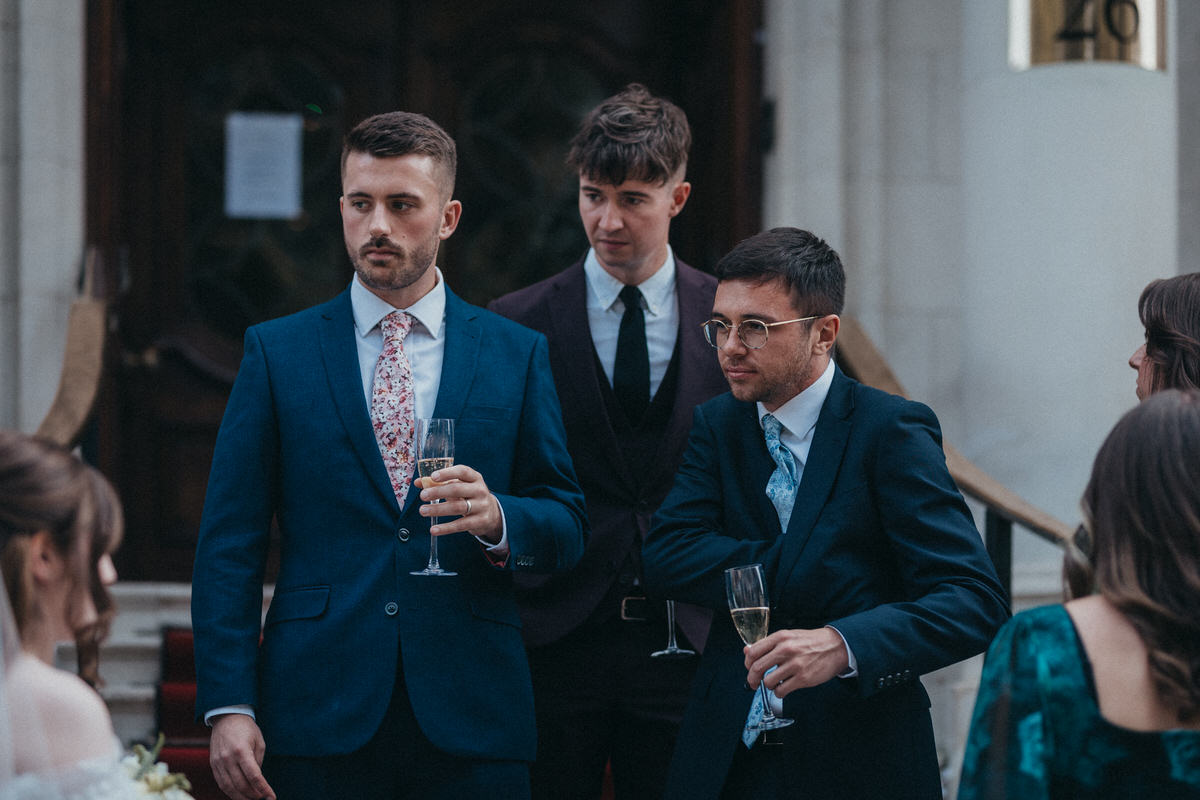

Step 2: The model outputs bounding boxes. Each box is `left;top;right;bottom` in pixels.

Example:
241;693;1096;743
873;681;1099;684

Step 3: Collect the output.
155;627;222;800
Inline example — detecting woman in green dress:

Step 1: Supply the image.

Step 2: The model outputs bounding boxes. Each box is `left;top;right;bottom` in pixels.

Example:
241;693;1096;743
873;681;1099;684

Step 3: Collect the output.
958;389;1200;799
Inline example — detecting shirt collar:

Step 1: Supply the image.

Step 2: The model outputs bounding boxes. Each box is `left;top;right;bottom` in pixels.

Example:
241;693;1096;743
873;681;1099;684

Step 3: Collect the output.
758;358;836;437
583;246;676;316
351;268;447;340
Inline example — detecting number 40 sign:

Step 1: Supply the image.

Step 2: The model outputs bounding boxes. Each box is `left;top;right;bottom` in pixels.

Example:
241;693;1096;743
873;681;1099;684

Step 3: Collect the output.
1010;0;1166;71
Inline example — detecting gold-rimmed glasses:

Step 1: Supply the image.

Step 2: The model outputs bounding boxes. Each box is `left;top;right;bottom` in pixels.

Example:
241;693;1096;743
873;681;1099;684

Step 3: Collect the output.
700;316;819;350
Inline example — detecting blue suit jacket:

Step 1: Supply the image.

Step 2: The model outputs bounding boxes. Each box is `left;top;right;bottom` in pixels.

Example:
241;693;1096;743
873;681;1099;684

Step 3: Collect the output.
191;286;587;760
643;367;1009;799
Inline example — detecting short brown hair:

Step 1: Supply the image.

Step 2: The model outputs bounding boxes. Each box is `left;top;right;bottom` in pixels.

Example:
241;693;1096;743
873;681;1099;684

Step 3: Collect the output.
715;227;845;317
1067;389;1200;722
341;111;457;198
1137;272;1200;394
566;83;691;186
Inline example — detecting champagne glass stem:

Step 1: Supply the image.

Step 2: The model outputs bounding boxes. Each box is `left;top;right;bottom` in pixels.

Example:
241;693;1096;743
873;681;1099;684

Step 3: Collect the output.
758;680;780;724
664;600;679;649
426;509;441;571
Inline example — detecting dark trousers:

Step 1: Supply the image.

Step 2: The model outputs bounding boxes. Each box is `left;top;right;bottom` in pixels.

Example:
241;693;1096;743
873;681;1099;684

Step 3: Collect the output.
262;663;531;800
718;706;943;800
526;612;698;800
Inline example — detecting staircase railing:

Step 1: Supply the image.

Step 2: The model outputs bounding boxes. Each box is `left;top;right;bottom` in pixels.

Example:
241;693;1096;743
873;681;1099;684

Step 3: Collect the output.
36;247;108;450
835;317;1073;604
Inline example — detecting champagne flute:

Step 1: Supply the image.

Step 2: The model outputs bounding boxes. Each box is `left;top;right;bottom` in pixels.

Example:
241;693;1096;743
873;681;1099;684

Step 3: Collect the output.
724;563;794;730
411;418;456;577
650;599;696;658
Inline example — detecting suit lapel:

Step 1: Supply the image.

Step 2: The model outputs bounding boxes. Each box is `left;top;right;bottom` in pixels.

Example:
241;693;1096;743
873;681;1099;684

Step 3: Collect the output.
736;401;780;536
319;290;398;509
656;262;719;481
431;287;480;424
774;367;854;589
425;288;482;514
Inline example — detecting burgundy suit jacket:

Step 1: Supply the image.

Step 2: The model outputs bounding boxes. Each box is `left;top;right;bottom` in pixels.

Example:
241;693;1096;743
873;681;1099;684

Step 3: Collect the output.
489;257;728;650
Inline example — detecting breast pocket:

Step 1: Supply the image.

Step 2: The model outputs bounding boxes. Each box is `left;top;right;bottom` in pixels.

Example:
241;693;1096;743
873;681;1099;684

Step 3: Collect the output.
456;405;519;476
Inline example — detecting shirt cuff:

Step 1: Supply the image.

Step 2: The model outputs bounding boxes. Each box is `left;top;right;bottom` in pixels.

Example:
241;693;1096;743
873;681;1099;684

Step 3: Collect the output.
475;496;509;566
204;704;256;727
826;625;858;678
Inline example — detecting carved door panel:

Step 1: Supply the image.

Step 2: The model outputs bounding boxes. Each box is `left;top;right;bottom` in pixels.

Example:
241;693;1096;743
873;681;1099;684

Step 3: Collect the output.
93;0;761;581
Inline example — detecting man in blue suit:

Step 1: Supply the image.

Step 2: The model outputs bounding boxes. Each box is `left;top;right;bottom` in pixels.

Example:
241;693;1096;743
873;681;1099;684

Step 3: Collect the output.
191;111;587;800
642;228;1009;799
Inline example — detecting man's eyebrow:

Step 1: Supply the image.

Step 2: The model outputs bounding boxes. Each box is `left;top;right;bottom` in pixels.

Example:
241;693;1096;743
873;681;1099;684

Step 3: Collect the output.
344;191;421;201
710;311;782;322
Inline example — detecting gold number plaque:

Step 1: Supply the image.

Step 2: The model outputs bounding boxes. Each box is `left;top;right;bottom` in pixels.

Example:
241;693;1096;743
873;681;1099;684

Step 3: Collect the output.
1010;0;1166;71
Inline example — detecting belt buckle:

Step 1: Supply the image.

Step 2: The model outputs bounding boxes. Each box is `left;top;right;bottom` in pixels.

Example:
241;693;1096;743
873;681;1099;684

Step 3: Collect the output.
620;595;648;622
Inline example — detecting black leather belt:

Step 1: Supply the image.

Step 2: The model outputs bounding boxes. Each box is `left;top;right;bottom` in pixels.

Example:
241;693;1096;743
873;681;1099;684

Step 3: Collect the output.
619;594;665;622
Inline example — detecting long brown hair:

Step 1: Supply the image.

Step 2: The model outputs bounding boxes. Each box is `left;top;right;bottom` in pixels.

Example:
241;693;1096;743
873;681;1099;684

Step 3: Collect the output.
0;431;121;662
1067;390;1200;722
1138;272;1200;394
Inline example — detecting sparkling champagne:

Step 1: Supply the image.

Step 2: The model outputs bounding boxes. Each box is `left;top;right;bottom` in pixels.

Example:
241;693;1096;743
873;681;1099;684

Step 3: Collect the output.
417;457;453;484
730;606;770;645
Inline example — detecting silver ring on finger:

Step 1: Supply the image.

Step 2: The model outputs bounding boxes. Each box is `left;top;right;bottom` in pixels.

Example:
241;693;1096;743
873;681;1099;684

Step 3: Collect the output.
464;498;472;516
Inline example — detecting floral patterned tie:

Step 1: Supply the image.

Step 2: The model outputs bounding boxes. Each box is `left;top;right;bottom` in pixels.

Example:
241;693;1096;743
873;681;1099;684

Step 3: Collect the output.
371;311;416;505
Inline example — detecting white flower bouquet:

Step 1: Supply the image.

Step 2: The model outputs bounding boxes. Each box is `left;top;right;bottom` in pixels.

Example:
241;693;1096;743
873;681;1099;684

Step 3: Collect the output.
121;734;194;799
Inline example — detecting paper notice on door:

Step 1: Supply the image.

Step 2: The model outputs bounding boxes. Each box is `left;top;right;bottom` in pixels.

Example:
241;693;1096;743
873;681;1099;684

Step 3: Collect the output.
224;112;304;219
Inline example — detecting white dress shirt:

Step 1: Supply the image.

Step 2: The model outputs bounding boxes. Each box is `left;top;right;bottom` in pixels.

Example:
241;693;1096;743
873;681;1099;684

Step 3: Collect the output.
350;270;445;419
755;357;835;482
583;247;679;398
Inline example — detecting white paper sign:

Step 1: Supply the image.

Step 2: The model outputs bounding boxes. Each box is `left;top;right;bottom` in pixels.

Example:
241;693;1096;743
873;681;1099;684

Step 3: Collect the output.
224;112;303;219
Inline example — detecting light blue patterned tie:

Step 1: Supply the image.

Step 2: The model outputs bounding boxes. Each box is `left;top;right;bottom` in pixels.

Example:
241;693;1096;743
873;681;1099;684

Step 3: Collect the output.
763;414;799;532
742;666;778;747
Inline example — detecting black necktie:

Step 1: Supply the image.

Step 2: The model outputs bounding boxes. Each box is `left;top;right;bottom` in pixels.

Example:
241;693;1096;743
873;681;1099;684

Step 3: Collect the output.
613;284;650;424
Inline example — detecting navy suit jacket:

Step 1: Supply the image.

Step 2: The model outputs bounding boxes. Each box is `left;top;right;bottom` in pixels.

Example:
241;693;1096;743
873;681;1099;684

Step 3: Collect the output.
191;286;587;761
643;367;1009;799
488;258;728;649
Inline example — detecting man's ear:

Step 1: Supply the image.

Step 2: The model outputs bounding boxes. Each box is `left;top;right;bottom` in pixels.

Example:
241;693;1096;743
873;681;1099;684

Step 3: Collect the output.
668;181;692;217
27;530;65;584
439;199;463;240
813;315;840;356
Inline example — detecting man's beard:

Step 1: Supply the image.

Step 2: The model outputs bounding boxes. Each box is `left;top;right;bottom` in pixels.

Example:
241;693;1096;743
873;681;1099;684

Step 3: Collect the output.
351;234;439;292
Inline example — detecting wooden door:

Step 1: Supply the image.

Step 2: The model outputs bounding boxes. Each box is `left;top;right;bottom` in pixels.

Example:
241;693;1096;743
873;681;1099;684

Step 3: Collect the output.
89;0;762;581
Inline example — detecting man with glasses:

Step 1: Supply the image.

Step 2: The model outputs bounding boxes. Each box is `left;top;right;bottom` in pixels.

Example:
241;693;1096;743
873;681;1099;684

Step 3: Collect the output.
643;227;1009;799
489;84;728;798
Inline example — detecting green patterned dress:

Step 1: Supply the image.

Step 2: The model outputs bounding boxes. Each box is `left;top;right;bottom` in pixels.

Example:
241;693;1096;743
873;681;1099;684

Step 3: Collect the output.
959;604;1200;799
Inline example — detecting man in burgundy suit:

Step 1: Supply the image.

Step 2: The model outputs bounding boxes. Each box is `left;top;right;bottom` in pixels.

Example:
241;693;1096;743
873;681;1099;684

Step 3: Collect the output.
489;84;728;799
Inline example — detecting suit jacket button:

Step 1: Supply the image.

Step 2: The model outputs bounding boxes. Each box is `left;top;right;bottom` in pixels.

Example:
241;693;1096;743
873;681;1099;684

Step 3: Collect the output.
397;528;410;542
385;602;399;616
